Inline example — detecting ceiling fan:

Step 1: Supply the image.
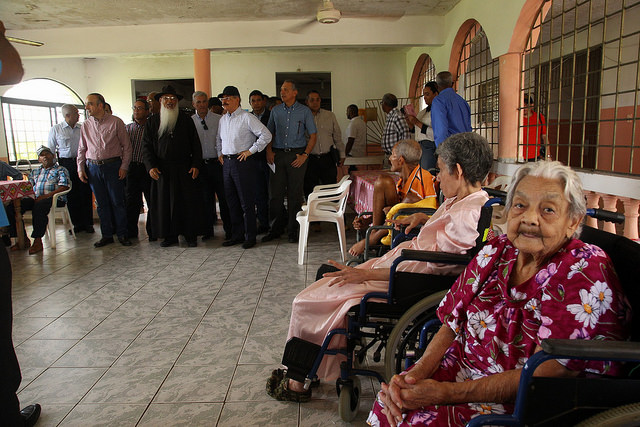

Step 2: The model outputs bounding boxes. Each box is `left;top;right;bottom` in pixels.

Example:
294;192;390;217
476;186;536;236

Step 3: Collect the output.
284;0;403;34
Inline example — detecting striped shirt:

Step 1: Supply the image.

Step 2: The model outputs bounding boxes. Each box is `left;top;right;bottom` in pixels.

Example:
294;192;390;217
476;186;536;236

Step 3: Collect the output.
29;163;71;202
125;120;146;163
382;108;411;155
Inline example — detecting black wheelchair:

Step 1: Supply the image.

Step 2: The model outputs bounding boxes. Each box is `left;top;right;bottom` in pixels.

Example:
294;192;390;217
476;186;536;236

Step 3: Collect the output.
282;195;503;421
464;222;640;426
383;207;636;427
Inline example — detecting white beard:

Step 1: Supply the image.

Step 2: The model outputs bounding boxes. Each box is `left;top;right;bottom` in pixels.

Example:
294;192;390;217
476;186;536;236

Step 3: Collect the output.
158;104;179;138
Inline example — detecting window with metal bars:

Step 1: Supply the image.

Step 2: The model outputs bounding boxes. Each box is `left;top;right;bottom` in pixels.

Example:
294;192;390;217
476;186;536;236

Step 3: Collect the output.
1;79;85;163
410;54;437;111
456;23;500;157
521;0;640;175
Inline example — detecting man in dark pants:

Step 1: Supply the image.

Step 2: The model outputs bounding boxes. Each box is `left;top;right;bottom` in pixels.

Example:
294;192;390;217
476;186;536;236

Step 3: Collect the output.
217;86;271;249
125;99;154;240
47;104;94;234
192;90;231;241
0;24;41;423
264;80;317;243
249;89;271;234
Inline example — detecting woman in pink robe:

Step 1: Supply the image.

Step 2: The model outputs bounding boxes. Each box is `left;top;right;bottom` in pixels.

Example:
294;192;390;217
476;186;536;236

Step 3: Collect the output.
267;132;495;402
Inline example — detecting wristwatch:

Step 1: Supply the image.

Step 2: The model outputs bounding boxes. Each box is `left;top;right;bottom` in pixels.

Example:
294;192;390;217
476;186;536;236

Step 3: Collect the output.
302;152;309;156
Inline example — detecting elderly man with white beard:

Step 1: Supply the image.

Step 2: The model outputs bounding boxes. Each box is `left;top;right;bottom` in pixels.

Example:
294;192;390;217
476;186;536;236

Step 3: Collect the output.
142;85;203;247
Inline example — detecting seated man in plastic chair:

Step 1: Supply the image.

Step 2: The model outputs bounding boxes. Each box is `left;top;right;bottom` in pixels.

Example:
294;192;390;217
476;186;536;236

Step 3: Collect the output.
4;146;70;254
350;139;436;257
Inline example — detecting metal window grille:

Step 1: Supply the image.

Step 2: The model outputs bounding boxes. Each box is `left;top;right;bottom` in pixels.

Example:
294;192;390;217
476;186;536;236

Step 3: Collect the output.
456;24;500;157
1;97;85;163
521;0;640;175
411;55;437;111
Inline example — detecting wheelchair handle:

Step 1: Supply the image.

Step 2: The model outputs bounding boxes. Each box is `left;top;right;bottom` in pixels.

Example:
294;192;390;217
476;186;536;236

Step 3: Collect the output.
586;208;625;224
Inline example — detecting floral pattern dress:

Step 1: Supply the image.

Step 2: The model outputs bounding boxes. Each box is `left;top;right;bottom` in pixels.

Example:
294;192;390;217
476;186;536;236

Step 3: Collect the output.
368;235;630;426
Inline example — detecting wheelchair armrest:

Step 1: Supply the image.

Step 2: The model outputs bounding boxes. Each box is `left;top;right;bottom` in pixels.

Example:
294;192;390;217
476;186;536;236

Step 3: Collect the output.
400;249;472;265
364;225;394;260
541;338;640;362
393;207;437;218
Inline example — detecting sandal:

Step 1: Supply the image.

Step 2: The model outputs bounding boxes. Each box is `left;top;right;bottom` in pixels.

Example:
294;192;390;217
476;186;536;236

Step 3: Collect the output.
266;373;312;402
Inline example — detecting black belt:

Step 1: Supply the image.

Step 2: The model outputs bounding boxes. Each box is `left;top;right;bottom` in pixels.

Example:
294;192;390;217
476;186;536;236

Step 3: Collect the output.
203;158;219;164
273;147;305;152
310;152;331;159
223;154;240;159
87;157;120;165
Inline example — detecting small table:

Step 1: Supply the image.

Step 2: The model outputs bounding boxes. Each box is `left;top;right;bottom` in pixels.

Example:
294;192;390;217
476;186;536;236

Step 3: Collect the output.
0;180;36;249
348;170;400;214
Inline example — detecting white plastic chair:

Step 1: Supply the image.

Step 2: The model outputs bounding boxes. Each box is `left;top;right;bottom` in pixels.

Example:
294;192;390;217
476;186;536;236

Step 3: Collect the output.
47;186;75;248
23;184;75;249
296;179;351;265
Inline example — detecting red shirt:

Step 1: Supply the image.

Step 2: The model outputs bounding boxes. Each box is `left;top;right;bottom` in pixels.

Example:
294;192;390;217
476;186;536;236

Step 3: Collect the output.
522;112;546;160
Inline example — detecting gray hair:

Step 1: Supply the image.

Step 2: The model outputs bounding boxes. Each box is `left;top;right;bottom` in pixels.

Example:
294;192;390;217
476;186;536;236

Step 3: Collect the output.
381;93;398;108
61;104;78;116
192;91;208;102
283;80;297;91
505;161;586;237
435;132;493;184
393;139;422;165
436;71;453;89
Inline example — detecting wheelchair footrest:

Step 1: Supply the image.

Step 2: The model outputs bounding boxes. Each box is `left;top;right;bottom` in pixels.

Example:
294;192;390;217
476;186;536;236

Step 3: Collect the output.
282;337;322;383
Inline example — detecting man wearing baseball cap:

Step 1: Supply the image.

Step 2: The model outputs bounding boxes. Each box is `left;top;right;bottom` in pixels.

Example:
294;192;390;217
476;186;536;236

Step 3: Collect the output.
4;146;70;254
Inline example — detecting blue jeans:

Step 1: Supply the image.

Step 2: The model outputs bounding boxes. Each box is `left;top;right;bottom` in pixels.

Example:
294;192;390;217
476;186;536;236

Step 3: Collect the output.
86;159;127;238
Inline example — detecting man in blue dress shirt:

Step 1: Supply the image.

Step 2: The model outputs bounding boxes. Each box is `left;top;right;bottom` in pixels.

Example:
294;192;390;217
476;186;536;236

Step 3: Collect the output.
431;71;472;146
47;104;94;233
264;80;317;243
216;86;271;249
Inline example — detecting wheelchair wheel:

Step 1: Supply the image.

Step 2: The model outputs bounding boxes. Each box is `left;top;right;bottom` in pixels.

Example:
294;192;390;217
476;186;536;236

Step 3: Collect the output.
338;376;361;422
384;290;448;381
575;402;640;427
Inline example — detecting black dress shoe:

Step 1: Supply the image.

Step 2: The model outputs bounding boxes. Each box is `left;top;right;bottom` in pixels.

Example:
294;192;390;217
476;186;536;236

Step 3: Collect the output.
187;240;197;247
288;235;299;243
242;240;256;249
73;226;84;233
118;237;132;246
20;403;41;427
160;237;178;247
201;233;214;241
85;226;95;234
94;237;114;248
261;232;281;242
222;238;243;246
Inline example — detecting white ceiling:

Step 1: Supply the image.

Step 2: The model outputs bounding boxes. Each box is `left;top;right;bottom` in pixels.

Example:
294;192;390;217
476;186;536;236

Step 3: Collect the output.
3;0;461;30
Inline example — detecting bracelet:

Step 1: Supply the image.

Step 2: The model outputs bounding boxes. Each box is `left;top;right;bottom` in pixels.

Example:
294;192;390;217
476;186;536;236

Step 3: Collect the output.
302;152;309;156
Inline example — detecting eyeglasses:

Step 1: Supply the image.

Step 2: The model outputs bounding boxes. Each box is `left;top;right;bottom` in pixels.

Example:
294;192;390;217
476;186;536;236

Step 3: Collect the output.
132;106;147;111
162;96;178;101
200;120;208;130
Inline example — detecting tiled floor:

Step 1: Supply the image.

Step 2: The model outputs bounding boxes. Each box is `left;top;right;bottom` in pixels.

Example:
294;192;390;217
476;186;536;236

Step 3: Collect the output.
9;218;381;426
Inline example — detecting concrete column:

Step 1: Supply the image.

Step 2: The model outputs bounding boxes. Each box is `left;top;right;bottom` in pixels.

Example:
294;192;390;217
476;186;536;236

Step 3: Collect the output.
498;53;521;162
193;49;211;96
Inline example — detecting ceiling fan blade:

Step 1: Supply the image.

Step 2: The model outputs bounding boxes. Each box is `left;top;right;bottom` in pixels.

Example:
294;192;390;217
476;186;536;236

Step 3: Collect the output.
342;12;405;21
282;17;318;34
6;36;44;47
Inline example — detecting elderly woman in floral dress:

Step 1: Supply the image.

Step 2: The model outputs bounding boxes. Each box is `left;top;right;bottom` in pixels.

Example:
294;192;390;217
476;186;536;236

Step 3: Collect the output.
368;160;631;427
